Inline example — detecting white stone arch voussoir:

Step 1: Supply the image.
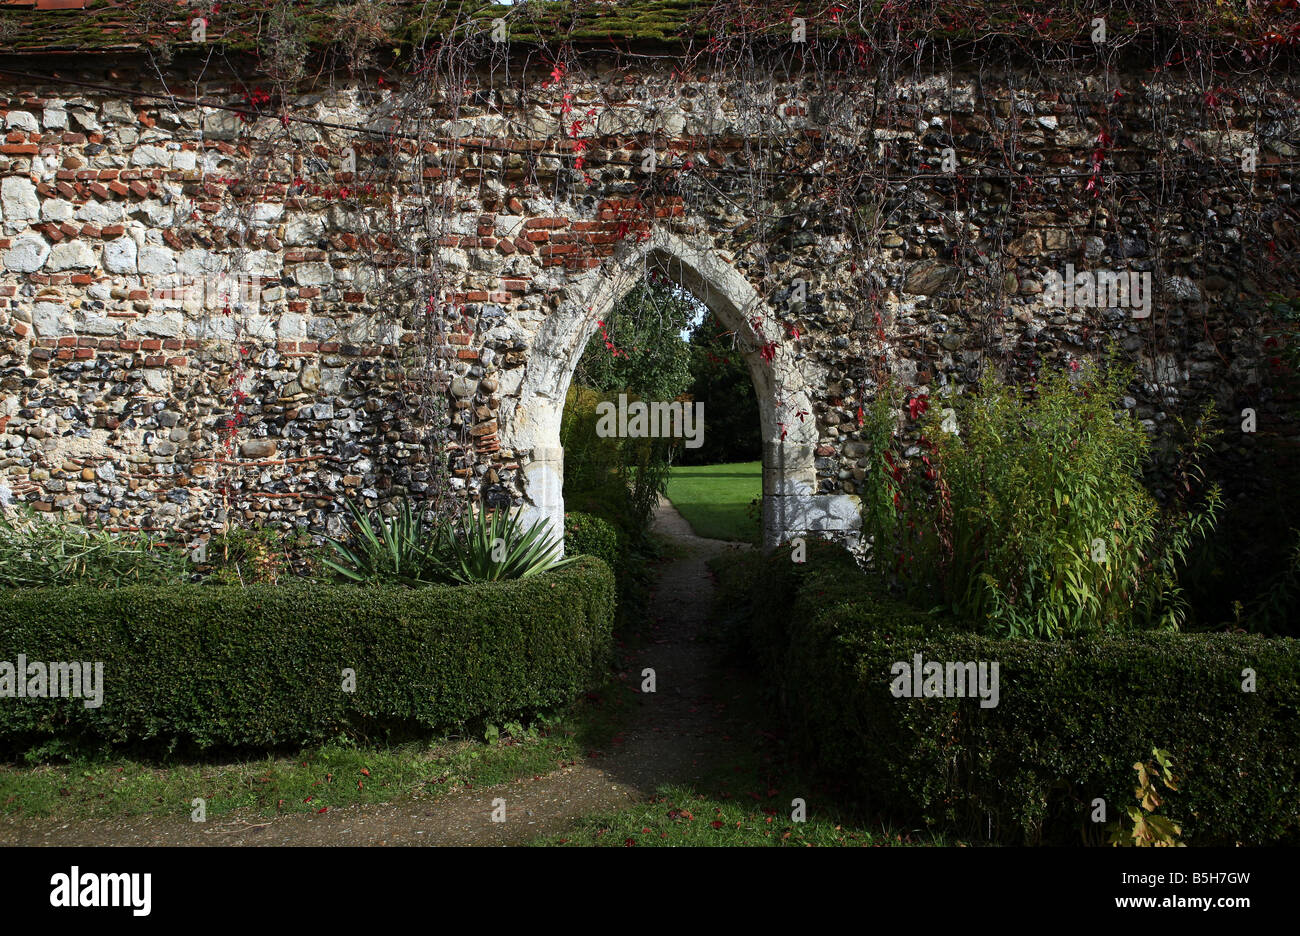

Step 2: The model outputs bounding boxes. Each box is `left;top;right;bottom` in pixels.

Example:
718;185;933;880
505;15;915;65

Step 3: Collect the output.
502;228;859;553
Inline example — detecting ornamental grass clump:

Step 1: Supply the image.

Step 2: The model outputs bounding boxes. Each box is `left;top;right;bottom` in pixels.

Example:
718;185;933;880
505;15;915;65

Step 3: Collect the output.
321;497;445;586
0;505;190;588
441;502;578;584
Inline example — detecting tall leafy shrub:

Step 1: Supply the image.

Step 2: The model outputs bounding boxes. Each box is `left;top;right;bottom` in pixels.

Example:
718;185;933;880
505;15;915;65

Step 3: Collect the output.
863;361;1222;638
562;275;696;536
678;309;762;466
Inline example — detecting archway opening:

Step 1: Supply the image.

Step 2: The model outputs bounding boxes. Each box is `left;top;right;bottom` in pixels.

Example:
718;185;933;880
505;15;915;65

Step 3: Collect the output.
559;271;765;548
504;230;857;556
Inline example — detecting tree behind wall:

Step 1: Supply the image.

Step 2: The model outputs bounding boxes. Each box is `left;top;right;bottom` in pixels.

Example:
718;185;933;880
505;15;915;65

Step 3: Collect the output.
677;310;762;466
563;276;696;534
573;276;694;402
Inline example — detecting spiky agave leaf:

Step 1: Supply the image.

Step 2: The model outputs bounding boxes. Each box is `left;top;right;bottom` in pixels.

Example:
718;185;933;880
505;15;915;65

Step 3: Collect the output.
322;497;444;585
443;503;577;584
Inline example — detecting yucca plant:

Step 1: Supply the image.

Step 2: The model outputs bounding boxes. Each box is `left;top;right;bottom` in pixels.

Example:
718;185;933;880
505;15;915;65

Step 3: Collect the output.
441;502;577;584
321;497;443;585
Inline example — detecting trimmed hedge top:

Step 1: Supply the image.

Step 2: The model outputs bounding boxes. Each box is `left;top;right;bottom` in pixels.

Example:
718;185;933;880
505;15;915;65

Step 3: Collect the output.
714;542;1300;845
0;556;615;753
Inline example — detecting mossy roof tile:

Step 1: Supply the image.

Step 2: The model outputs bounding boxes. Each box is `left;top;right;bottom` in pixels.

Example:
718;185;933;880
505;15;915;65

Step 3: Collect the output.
0;1;1295;56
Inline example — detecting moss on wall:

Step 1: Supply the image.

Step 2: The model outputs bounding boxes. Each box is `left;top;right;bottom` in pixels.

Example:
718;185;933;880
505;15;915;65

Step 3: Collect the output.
0;1;1294;56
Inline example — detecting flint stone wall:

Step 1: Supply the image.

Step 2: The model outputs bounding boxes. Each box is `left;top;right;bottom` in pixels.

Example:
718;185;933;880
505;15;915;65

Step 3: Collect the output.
0;51;1296;550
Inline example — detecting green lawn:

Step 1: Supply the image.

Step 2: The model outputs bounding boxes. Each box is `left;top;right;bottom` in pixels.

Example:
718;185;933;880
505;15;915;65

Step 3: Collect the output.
664;461;762;543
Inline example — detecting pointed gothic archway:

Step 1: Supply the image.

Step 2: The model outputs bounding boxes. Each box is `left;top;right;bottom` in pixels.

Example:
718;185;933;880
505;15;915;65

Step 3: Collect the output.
499;228;860;553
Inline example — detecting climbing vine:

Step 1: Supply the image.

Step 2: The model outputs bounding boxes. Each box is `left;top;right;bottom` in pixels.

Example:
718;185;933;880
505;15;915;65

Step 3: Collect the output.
49;0;1294;537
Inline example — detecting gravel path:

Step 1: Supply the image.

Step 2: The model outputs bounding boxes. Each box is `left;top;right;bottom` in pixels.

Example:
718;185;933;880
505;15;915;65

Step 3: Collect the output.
0;496;752;847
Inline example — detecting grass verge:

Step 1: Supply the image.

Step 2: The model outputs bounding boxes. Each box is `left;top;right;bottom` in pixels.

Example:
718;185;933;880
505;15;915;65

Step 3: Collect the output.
0;686;630;823
532;783;956;847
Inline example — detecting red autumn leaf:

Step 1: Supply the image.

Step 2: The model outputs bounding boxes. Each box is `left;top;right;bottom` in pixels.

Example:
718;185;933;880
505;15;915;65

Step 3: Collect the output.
360;768;370;776
317;806;328;814
710;820;724;829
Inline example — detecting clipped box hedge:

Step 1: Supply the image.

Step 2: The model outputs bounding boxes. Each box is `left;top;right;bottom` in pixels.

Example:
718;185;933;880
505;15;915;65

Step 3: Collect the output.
714;543;1300;845
0;557;614;753
563;511;624;579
